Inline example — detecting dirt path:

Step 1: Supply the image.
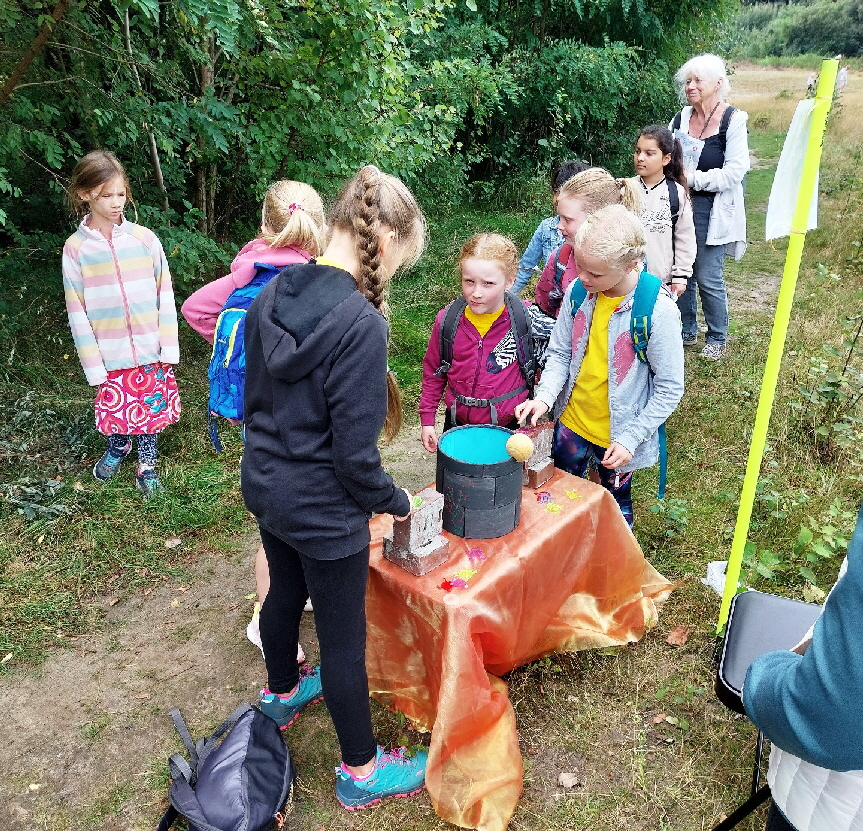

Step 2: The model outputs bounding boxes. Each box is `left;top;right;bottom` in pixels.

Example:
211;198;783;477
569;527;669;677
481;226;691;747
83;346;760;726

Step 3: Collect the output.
0;437;437;831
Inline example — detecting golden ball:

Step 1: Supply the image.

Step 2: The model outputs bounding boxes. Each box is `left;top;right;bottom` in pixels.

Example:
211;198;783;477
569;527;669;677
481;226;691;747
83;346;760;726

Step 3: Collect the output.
506;432;535;462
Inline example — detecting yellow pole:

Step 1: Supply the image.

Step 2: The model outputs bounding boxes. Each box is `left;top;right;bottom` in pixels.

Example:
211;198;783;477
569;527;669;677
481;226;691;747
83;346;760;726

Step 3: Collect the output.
716;60;838;633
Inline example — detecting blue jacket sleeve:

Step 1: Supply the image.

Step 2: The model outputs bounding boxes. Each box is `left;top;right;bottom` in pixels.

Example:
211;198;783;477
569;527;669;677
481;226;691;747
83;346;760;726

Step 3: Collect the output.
514;220;552;293
743;503;863;772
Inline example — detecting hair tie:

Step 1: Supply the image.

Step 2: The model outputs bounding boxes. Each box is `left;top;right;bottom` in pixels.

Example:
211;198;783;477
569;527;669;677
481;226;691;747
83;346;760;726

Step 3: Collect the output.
288;203;304;213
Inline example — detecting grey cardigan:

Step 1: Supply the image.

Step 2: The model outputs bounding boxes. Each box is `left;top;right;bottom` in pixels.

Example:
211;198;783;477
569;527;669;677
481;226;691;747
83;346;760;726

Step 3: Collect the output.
534;277;685;473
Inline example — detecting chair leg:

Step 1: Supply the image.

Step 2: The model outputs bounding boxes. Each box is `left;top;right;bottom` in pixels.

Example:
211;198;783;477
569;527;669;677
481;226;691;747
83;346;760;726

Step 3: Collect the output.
712;732;771;831
711;785;771;831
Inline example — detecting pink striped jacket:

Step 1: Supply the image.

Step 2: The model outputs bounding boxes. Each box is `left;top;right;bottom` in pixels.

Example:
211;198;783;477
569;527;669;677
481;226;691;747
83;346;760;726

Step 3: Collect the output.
62;217;179;386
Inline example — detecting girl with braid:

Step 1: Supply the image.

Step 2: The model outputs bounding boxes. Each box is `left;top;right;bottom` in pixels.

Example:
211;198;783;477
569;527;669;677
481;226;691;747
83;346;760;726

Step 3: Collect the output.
241;166;429;809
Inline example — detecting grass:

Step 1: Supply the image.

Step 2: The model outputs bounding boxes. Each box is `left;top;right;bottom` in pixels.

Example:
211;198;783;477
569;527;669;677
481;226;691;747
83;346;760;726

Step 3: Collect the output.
1;64;862;830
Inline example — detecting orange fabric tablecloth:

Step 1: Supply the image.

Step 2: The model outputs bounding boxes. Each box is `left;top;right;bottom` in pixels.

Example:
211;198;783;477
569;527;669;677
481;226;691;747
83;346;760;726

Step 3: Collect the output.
366;469;673;831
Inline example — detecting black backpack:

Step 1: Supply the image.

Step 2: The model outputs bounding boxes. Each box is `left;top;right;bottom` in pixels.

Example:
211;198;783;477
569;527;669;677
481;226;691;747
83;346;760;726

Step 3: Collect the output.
157;704;295;831
434;290;536;425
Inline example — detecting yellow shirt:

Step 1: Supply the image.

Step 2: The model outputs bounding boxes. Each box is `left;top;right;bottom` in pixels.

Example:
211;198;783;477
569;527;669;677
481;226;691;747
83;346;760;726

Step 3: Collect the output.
560;292;623;447
464;305;504;337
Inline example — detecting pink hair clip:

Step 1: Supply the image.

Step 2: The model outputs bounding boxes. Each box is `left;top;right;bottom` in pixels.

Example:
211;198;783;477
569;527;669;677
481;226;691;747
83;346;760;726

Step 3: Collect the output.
288;203;304;213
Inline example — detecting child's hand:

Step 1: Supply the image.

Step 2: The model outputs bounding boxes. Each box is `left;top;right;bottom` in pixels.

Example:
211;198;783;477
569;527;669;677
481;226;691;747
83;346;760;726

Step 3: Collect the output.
515;399;549;427
669;282;687;298
420;426;438;453
601;442;633;469
393;488;418;522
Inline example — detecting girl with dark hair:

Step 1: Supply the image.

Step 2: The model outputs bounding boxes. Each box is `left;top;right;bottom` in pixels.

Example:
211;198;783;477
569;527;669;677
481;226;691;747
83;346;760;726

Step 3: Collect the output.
627;125;696;299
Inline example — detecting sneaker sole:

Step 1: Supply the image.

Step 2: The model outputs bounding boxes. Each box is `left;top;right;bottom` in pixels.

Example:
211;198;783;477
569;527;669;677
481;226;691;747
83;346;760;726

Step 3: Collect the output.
278;694;324;730
338;785;425;810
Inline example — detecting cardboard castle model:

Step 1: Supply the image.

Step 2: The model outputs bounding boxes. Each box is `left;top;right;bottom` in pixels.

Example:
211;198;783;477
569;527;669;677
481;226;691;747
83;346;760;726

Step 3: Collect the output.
383;487;450;576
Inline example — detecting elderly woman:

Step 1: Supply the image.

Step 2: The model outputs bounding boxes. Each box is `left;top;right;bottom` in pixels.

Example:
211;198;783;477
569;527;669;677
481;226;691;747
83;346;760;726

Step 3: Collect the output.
670;54;749;361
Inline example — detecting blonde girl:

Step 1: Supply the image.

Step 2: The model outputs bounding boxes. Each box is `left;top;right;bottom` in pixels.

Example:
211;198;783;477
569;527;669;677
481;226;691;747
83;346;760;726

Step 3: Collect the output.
419;233;533;451
241;166;429;809
516;204;684;527
182;179;326;664
534;167;640;318
62;151;180;498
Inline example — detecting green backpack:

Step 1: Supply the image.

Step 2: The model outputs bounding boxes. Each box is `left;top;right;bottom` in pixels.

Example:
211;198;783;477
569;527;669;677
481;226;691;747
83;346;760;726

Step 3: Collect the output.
569;271;669;498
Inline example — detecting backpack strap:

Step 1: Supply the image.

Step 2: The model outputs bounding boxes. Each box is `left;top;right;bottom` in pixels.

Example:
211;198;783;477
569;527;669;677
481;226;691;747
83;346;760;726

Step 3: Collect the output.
195;703;253;771
169;708;199;769
718;105;736;152
630;272;663;365
434;297;467;378
554;243;572;290
630;272;668;499
504;291;535;396
665;178;680;256
672;111;682;132
569;278;587;318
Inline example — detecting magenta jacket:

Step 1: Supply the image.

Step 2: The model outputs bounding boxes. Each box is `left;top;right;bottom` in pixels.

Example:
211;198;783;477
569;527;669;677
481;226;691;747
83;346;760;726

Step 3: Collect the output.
181;239;312;343
419;303;530;427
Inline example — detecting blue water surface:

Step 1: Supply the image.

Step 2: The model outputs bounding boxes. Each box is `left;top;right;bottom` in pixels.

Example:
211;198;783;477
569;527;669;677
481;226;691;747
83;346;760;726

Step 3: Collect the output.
439;425;512;464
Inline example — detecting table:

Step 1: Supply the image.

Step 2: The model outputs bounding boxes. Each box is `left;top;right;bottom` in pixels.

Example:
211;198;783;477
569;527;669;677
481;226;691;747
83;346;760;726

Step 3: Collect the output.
365;469;673;831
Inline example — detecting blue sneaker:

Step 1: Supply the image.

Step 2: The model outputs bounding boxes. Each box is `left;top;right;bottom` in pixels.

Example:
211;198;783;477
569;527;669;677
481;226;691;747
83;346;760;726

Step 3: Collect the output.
259;664;323;730
335;745;428;810
93;442;131;481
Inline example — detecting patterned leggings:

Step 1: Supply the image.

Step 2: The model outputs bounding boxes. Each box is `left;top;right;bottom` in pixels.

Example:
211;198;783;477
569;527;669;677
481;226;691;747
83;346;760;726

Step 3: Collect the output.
106;434;158;469
552;421;634;527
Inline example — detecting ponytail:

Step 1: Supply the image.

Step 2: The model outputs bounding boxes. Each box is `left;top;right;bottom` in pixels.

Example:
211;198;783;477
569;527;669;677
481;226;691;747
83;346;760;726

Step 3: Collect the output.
559;167;639;214
261;180;325;257
330;165;427;441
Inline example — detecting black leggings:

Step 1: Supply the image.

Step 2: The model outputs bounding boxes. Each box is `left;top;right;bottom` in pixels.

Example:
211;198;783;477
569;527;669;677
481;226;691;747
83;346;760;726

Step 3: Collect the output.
258;527;377;767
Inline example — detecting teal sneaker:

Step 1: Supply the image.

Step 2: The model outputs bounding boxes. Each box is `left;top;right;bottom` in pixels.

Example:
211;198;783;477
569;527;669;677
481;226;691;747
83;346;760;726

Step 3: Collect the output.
259;664;323;730
136;469;163;499
335;745;428;810
93;442;131;481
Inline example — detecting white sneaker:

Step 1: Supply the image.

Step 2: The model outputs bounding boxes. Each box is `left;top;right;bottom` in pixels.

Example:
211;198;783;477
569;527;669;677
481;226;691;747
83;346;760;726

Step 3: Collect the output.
247;601;306;663
699;342;726;361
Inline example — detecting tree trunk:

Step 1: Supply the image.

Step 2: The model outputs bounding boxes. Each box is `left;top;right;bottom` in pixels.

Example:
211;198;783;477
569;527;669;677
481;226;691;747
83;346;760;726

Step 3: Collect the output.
122;9;170;213
194;38;216;233
0;0;71;108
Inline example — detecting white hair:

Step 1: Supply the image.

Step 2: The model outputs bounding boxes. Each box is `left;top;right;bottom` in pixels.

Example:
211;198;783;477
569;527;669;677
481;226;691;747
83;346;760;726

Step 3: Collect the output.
674;53;730;103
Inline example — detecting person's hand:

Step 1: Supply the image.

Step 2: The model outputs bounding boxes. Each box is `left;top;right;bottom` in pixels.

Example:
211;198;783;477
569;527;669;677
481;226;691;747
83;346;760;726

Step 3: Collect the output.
669;282;687;298
420;425;438;453
514;399;549;427
601;442;633;469
393;488;415;522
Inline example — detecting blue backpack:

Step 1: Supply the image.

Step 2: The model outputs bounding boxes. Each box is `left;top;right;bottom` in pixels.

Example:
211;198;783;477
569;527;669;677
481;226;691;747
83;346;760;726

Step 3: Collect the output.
569;271;670;498
207;262;282;451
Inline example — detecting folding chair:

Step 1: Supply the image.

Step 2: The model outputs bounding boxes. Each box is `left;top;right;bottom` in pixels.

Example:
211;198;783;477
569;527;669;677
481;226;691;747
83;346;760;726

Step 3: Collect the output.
712;590;822;831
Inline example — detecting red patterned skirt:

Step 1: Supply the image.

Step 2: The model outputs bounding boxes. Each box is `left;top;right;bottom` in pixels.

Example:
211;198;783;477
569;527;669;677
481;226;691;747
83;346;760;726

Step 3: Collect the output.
94;363;181;436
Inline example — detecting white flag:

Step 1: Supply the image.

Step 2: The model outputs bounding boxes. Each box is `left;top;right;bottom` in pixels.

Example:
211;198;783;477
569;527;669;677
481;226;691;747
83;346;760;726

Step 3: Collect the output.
765;99;820;241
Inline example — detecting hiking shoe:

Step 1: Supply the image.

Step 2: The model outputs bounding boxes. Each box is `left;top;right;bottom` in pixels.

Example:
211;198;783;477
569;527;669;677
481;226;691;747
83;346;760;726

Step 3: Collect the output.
259;664;323;729
336;745;428;810
136;469;163;499
247;603;306;663
682;332;698;347
699;342;726;361
93;442;131;481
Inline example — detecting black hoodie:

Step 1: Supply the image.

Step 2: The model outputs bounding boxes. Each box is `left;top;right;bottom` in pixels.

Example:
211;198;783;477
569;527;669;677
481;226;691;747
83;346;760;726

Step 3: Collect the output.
241;262;410;559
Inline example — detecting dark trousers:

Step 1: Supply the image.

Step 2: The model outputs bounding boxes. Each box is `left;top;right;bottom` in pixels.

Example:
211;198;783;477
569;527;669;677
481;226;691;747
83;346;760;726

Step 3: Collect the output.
258;527;377;767
765;804;797;831
552;421;634;527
